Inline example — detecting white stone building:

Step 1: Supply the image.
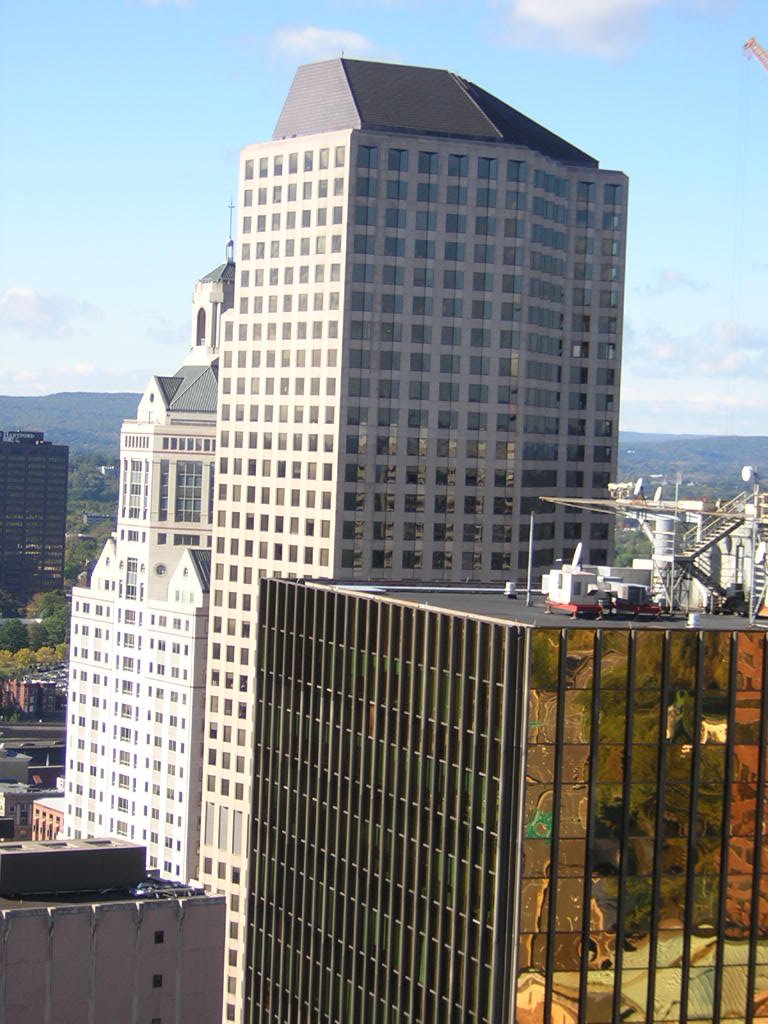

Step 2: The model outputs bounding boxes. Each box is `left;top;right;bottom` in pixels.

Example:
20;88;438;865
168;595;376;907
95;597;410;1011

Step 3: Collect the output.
64;256;233;880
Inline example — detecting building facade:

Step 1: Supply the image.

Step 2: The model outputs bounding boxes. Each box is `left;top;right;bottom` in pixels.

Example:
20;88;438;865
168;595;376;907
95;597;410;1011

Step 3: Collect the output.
0;783;62;841
64;257;232;879
0;431;68;608
248;578;768;1024
0;840;225;1024
201;58;628;1020
32;793;65;840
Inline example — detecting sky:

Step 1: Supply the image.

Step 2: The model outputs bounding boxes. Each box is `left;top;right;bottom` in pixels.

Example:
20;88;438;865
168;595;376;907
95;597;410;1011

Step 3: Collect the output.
1;0;767;436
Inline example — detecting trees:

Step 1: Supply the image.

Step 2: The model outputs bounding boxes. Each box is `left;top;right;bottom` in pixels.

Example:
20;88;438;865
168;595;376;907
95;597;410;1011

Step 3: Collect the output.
613;527;652;567
0;589;21;618
25;591;70;645
0;642;68;681
0;619;29;653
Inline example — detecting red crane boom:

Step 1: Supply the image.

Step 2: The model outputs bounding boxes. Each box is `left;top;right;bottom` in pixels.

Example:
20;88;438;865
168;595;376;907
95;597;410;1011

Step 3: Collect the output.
745;37;768;74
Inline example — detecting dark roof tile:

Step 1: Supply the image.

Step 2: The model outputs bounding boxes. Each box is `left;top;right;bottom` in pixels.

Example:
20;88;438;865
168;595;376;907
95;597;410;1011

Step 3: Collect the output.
200;261;236;284
274;58;597;167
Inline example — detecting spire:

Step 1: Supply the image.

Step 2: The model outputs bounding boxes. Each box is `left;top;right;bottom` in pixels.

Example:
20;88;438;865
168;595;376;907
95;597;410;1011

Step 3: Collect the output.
226;198;235;263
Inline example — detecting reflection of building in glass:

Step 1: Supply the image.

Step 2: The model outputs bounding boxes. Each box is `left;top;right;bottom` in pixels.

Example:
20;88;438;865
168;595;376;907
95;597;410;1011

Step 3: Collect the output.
248;579;768;1023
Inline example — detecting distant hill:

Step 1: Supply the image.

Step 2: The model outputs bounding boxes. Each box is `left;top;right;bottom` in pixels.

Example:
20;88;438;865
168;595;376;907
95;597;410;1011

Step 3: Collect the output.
0;393;140;451
618;434;768;498
1;393;765;498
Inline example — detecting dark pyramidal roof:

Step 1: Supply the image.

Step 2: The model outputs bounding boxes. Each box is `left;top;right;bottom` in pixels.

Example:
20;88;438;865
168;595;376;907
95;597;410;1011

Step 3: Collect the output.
274;59;597;168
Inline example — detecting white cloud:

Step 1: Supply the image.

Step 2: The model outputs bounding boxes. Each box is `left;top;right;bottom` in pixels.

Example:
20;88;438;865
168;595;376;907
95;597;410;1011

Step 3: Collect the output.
147;318;188;348
272;26;377;62
0;287;101;339
621;316;767;431
498;0;731;58
58;362;98;377
625;318;768;383
641;269;707;296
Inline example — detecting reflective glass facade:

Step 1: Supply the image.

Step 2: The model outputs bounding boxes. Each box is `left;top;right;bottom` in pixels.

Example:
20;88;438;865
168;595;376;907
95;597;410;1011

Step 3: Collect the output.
0;432;68;605
522;627;768;1023
249;580;768;1024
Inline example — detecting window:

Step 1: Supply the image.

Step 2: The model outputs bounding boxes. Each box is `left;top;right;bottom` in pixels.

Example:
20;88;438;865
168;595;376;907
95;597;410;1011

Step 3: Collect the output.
604;182;623;205
356;176;376;198
445;213;465;234
357;144;378;169
418;151;438;174
125;558;138;601
154;930;165;944
386;179;407;200
448;154;468;176
478;156;497;180
387;148;408;172
385;208;406;229
175;461;203;523
127;459;144;519
507;158;526;182
384;237;405;257
152;974;163;988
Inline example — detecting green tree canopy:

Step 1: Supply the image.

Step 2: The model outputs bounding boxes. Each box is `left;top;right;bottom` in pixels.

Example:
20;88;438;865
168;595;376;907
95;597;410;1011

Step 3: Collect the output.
0;619;29;653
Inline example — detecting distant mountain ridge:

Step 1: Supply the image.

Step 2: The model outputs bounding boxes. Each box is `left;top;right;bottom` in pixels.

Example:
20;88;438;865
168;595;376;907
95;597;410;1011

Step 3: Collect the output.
619;433;768;498
0;394;766;497
0;392;140;450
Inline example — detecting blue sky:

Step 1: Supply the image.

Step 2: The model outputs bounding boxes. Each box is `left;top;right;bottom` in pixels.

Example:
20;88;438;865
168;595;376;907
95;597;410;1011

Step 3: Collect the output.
1;0;766;434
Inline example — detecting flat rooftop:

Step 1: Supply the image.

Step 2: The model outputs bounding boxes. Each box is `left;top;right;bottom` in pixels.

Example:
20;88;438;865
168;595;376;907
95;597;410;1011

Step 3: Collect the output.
0;839;208;910
305;581;768;632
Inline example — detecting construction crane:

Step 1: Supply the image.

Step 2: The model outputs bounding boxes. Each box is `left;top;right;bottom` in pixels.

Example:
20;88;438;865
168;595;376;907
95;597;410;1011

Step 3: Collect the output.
745;37;768;73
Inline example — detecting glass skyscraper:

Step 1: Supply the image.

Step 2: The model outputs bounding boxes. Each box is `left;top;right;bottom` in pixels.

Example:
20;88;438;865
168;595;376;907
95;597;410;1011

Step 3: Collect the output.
248;579;768;1023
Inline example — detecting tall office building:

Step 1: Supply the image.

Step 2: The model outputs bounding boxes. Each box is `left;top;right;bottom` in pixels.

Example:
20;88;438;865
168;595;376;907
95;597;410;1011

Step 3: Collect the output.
200;59;627;1021
64;256;233;879
249;578;768;1024
0;430;68;607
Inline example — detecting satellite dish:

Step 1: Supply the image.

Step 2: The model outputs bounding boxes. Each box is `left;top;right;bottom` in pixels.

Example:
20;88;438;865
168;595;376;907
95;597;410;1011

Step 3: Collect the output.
634;477;644;497
572;542;583;568
742;465;755;484
653;486;663;504
756;541;767;565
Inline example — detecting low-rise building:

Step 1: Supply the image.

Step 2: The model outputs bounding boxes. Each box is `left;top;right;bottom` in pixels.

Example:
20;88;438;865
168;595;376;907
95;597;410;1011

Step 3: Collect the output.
0;676;64;717
32;794;65;840
0;839;225;1023
0;784;62;840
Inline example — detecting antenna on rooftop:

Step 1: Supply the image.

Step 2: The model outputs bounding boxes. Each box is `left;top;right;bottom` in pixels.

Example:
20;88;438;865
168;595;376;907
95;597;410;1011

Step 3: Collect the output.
571;542;583;569
226;198;235;262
